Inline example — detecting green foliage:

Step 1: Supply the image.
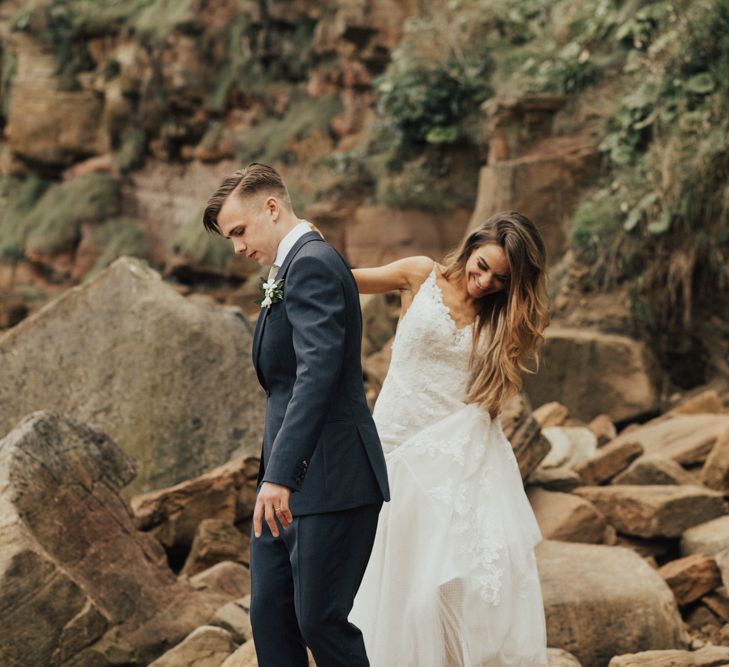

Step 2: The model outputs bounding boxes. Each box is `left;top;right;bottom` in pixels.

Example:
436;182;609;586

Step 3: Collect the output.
235;96;342;165
24;173;122;255
375;10;493;159
116;128;147;173
85;218;149;276
169;208;232;274
0;176;49;260
1;49;16;123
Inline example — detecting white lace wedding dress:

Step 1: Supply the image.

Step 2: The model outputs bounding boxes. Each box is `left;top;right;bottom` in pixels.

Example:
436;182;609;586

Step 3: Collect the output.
350;267;547;667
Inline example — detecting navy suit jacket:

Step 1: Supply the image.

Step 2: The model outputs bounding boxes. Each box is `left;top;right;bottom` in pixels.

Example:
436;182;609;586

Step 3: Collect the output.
252;232;390;515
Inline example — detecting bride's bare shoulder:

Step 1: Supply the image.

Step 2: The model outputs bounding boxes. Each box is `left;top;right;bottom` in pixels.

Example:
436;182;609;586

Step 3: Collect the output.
401;256;436;292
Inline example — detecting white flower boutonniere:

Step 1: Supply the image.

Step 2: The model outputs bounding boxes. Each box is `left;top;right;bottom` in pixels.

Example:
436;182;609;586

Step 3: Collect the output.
256;277;284;308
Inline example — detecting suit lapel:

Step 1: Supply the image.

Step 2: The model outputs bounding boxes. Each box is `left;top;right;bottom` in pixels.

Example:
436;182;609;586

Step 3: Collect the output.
252;232;323;384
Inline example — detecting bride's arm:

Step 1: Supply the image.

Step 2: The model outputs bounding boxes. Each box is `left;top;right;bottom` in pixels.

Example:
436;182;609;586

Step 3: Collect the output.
352;256;434;294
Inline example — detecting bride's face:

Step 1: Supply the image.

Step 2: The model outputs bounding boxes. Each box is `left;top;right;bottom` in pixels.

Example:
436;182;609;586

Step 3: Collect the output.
464;243;510;299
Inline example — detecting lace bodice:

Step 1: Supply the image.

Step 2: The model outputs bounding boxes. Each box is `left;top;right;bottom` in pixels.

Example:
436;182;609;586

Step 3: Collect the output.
373;266;474;453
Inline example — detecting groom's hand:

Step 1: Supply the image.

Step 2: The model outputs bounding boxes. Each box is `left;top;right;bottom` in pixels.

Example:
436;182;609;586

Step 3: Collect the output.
253;482;293;538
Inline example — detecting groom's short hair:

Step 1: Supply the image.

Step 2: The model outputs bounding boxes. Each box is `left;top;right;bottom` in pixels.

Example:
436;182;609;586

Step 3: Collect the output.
203;163;292;234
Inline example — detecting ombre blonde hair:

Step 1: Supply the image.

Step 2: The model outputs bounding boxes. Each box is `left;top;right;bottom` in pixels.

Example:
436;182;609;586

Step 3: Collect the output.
443;211;549;417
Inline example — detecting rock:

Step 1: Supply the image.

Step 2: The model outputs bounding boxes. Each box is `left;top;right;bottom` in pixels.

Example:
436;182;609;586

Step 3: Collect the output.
523;327;659;423
614;535;675;561
608;645;729;666
527;466;581;492
701;590;729;622
131;456;258;553
148;625;236;667
220;640;257;667
701;425;729;492
658;554;721;606
681;516;729;557
0;257;265;493
685;602;723;630
0;411;228;667
533;401;570;428
360;292;399;357
548;648;583;666
180;521;248;577
189;561;252;600
6;35;108;167
613;455;695;486
607;415;729;466
538;541;686;667
540;427;597;470
575;439;643;485
528;489;610;544
670;390;726;416
468;130;598;262
573;486;727;538
363;339;393;407
345;205;469;268
210;600;252;644
500;393;552;479
588;414;617;446
714;549;729;591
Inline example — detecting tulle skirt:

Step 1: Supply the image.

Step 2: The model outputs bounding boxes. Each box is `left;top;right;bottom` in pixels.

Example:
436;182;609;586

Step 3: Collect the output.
350;404;547;667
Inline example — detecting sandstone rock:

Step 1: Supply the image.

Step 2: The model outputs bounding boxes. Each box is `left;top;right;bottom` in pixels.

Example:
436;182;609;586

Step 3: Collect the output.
701;590;729;622
573;486;727;538
211;600;252;644
538;541;686;667
148;625;236;667
181;521;248;577
608;645;729;666
468;133;599;262
681;516;729;557
658;554;721;606
527;466;581;492
670;390;726;416
613;455;695;486
575;439;643;485
500;393;552;479
540;426;597;470
588;414;617;446
220;640;258;667
131;455;258;553
189;561;251;600
607;415;729;466
345;205;469;268
528;489;609;544
548;648;583;667
360;292;399;357
6;35;108;167
701;425;729;492
0;257;265;493
614;535;675;561
533;401;569;428
523;327;658;423
0;412;227;667
363;339;393;406
714;548;729;591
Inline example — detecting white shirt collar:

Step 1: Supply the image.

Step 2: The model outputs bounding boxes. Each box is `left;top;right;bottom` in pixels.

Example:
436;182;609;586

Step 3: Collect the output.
273;221;311;268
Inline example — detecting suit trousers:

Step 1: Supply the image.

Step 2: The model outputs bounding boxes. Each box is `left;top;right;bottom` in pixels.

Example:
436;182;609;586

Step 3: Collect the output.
249;503;382;667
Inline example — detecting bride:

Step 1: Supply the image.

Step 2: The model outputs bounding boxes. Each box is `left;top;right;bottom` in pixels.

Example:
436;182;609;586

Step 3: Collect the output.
349;211;550;666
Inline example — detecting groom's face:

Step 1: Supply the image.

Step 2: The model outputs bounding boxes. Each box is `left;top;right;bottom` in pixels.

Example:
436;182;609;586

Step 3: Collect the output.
217;192;280;266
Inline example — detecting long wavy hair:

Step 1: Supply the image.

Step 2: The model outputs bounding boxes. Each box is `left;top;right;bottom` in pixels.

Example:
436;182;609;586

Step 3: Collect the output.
443;211;549;417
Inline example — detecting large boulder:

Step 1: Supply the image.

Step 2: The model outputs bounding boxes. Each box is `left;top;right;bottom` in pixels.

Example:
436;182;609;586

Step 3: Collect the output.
523;327;659;423
148;626;237;667
608;646;729;666
0;257;265;493
573;486;726;538
607;415;729;466
0;412;228;667
538;541;687;667
681;516;729;557
527;489;610;544
613;455;695;486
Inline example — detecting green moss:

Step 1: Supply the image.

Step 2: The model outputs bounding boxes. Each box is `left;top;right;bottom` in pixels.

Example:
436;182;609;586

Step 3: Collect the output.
116;128;146;173
1;49;17;122
131;0;196;46
235;96;342;165
0;176;49;261
86;218;150;277
24;173;122;255
170;208;232;273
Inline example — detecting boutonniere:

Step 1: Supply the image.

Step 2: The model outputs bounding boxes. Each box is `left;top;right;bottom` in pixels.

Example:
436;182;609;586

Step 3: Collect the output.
255;277;284;308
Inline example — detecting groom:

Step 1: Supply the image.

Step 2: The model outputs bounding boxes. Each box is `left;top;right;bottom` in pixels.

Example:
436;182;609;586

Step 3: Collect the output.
203;163;390;666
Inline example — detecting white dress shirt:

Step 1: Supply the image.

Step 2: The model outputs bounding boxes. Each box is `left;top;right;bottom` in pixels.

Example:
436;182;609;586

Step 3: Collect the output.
271;221;311;275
